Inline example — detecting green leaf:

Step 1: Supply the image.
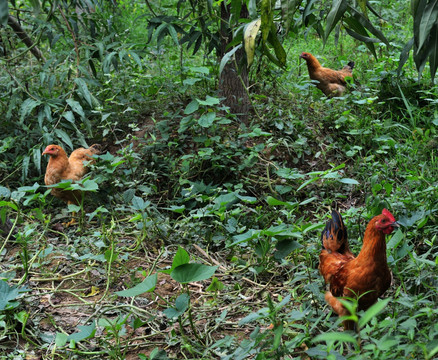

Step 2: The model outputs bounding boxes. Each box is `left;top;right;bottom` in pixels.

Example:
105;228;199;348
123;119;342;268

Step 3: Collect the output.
349;7;389;46
55;332;69;347
171;246;190;269
80;179;99;191
127;51;142;69
297;176;320;191
163;293;189;319
66;99;85;118
324;0;348;43
184;100;199;115
0;187;11;199
198;112;216;127
272;322;283;349
115;274;157;297
273;239;302;259
339;178;359;185
429;19;438;80
343;16;377;58
219;45;240;76
417;0;438;52
132;196;148;211
0;282;30;311
74;78;93;108
228;229;261;247
0;201;17;211
206;277;225;292
32;147;41;174
358;298;390;328
68;323;96;342
197;96;220;106
313;331;357;344
266;196;290;206
171;263;218;284
267;22;286;67
167;205;185;214
0;0;9;26
20;98;41;122
387;229;403;250
261;0;273;43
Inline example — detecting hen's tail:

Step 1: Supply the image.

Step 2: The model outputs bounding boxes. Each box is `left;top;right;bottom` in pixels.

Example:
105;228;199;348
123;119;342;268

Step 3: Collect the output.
321;210;349;254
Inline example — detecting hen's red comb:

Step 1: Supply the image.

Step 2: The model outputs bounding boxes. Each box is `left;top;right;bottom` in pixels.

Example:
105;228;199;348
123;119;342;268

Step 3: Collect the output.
382;208;396;222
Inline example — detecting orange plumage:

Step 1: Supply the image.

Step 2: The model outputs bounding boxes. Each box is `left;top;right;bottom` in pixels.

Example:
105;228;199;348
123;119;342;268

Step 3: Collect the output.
319;208;399;329
43;144;100;226
300;52;354;97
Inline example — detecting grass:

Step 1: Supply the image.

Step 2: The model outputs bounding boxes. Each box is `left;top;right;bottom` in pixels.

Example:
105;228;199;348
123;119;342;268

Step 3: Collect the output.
1;0;438;359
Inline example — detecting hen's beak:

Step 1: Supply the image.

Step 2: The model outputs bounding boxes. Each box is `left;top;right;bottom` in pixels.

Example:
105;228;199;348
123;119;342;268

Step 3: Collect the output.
392;221;400;228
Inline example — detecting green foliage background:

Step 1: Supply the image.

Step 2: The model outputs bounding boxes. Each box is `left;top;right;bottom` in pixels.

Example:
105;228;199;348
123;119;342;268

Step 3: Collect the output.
0;0;438;359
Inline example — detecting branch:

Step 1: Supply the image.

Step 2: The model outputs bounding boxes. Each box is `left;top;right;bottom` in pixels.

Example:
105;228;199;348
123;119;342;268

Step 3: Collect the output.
7;15;46;62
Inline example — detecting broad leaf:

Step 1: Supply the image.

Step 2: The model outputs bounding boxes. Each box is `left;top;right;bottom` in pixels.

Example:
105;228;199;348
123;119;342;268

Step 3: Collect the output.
0;0;8;26
0;282;30;311
198;112;216;127
273;239;302;259
313;331;357;344
163;293;189;319
417;0;438;52
219;45;240;76
324;0;348;43
55;129;73;149
171;263;217;284
74;78;93;107
339;178;359;185
184;100;199;114
68;323;96;342
359;298;391;328
172;246;190;269
115;274;157;297
0;187;11;199
66;99;85;118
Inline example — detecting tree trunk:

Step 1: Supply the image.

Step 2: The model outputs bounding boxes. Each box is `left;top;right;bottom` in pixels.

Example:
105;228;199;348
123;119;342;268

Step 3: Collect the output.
8;15;46;62
218;3;249;124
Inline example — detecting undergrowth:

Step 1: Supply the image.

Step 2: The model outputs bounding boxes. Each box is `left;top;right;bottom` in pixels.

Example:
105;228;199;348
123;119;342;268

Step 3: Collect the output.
1;0;438;359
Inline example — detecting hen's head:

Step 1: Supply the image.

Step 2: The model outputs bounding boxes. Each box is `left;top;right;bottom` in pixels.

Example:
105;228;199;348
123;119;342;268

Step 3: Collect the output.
42;145;62;157
375;208;399;234
299;52;312;60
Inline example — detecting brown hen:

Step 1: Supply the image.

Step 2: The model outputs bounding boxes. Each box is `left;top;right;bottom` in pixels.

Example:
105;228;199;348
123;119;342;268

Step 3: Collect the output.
300;52;354;97
319;208;399;329
43;144;100;226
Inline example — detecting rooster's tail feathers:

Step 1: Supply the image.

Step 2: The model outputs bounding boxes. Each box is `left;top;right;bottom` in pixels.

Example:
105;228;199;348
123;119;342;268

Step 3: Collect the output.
321;210;349;253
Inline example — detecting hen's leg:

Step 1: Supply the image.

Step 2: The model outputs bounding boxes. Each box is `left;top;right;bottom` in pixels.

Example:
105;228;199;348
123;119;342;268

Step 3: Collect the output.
63;201;78;227
325;291;355;330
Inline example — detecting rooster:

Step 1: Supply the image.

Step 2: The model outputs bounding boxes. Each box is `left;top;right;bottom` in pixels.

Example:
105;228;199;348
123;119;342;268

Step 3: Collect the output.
42;144;101;227
300;52;354;97
319;208;399;329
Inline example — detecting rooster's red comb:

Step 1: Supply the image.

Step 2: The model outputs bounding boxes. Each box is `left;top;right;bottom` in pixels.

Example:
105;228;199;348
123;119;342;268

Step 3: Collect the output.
382;208;396;222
